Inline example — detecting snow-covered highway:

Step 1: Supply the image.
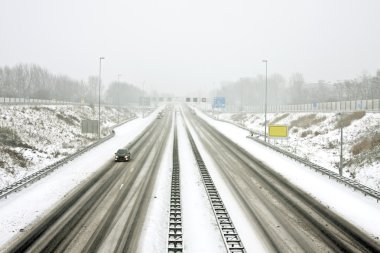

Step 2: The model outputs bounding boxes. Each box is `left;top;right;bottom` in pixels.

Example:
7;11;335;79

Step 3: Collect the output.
1;104;380;253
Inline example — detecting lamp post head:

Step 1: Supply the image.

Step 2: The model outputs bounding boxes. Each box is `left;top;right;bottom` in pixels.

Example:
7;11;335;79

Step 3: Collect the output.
100;57;105;60
262;59;267;63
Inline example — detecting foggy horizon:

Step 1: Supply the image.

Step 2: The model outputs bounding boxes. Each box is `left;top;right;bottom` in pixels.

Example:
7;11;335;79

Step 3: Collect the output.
1;0;380;96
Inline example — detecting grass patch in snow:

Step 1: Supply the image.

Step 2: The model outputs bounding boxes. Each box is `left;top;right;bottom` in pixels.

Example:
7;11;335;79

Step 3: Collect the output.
336;111;366;128
300;130;313;138
351;132;380;155
56;113;79;126
2;148;28;168
231;112;248;122
270;113;289;125
326;141;337;149
0;127;32;149
30;106;42;111
30;106;54;114
290;114;326;129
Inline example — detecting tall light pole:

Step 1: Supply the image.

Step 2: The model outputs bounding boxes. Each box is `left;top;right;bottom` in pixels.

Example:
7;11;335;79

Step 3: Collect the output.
98;57;105;139
338;112;344;176
262;60;268;142
117;74;121;124
240;82;243;112
142;81;145;118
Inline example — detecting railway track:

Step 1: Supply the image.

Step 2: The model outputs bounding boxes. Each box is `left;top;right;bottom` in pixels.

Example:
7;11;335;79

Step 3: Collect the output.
4;111;173;253
184;106;380;253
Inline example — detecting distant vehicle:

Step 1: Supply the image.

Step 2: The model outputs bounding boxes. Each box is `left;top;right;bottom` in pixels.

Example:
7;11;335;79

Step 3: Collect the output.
157;111;164;119
115;148;131;162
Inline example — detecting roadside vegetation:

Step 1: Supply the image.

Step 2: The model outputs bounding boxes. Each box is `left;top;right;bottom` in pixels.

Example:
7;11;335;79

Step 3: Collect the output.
270;113;289;125
289;114;326;129
0;105;135;188
352;132;380;156
336;111;366;128
220;111;380;191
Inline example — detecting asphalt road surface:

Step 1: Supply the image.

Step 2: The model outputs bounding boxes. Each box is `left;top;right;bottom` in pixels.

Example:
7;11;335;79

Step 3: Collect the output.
183;106;380;253
4;104;380;253
5;110;172;253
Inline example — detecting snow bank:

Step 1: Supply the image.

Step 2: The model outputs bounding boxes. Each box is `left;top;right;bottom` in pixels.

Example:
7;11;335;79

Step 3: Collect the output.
207;110;380;191
0;105;136;188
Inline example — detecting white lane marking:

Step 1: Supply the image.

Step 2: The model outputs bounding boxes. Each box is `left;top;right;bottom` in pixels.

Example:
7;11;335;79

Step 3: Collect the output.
130;167;135;173
120;184;124;190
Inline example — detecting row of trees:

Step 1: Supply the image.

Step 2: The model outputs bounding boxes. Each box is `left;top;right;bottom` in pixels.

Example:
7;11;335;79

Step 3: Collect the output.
215;71;380;107
0;64;86;102
0;64;144;105
105;81;144;105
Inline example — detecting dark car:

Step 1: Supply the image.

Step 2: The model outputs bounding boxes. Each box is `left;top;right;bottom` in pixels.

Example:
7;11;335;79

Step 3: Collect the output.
157;111;164;119
115;148;131;162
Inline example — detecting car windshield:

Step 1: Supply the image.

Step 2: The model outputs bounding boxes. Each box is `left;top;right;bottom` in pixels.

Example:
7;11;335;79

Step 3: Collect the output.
116;149;128;154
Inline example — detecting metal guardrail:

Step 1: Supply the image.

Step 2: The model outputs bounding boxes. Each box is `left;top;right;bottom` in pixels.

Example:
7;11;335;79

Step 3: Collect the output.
184;113;246;253
0;116;137;200
198;109;380;203
0;97;145;109
168;119;183;253
246;136;380;202
0;97;82;106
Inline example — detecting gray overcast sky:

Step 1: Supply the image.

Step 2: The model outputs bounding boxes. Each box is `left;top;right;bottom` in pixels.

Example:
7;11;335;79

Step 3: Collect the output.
1;0;380;96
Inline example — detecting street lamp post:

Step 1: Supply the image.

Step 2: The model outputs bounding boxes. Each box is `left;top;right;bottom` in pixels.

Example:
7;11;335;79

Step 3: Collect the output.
240;82;243;112
340;124;343;175
98;57;105;139
142;82;145;118
338;112;344;176
263;60;268;142
117;74;121;124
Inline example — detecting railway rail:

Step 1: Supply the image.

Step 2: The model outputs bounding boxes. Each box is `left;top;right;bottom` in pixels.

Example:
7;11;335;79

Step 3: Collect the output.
185;107;380;252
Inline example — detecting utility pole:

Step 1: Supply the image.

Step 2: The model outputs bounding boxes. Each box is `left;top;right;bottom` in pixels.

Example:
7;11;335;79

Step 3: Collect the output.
98;57;105;139
263;60;268;142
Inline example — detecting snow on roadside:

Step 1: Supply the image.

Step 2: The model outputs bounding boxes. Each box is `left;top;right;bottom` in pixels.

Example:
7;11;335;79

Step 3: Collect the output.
210;110;380;191
0;105;136;189
177;110;226;253
182;109;268;253
0;109;159;249
194;107;380;240
136;112;174;253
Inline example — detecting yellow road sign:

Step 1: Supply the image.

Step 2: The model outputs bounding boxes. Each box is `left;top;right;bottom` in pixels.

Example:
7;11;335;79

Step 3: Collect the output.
268;125;288;138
